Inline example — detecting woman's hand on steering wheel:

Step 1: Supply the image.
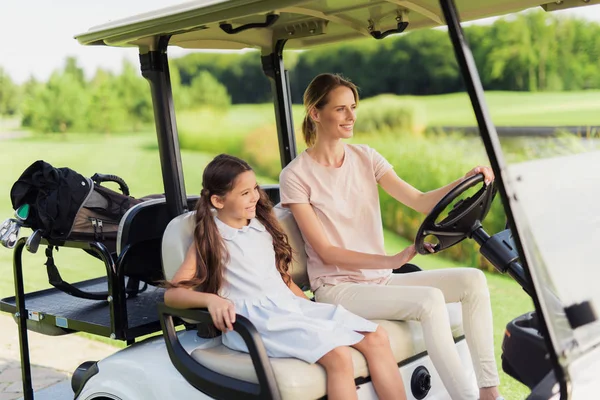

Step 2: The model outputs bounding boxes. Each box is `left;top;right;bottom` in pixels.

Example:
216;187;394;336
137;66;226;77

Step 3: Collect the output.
390;243;435;270
464;165;495;186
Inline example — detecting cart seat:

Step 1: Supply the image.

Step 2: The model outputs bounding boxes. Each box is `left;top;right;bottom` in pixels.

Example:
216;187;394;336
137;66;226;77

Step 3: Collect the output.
161;205;464;400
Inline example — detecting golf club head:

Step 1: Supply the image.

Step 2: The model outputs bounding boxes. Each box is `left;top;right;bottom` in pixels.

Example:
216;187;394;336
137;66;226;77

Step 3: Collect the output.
26;230;43;254
0;219;21;249
14;204;30;224
0;219;14;239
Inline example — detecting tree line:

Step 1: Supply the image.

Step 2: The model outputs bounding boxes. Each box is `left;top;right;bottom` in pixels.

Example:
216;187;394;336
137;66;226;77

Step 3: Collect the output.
1;9;598;133
173;10;600;103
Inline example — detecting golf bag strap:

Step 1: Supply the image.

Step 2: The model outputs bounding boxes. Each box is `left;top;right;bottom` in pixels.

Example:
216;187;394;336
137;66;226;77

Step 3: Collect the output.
45;246;109;301
44;246;148;301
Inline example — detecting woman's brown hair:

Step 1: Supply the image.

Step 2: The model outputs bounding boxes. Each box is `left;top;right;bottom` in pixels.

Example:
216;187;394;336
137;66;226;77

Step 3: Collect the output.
302;73;359;147
171;154;293;294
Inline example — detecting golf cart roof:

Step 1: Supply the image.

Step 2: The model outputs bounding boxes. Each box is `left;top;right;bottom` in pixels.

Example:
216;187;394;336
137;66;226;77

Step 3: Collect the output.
75;0;600;51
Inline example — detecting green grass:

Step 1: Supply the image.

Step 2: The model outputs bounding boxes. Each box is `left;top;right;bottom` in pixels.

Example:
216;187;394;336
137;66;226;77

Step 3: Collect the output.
0;129;531;398
411;90;600;127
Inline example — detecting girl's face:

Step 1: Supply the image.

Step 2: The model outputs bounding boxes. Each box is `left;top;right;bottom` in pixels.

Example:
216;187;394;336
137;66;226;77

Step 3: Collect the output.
311;85;357;142
212;170;260;228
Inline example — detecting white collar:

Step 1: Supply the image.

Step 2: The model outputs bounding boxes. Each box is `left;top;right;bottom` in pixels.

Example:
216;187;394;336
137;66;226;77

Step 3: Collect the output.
214;216;266;240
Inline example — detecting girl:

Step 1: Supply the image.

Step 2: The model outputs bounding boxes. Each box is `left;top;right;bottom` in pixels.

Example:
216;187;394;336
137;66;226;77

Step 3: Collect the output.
279;73;504;400
164;154;407;400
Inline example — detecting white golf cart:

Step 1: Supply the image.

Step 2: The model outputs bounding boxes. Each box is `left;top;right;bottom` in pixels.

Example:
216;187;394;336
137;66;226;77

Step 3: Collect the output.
2;0;599;399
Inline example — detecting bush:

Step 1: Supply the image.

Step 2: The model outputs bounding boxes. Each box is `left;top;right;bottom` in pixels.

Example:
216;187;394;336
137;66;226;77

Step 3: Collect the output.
354;95;426;136
242;125;282;180
178;109;244;156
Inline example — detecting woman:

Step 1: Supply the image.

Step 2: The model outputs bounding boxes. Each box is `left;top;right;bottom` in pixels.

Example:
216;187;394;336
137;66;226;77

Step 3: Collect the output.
279;73;503;400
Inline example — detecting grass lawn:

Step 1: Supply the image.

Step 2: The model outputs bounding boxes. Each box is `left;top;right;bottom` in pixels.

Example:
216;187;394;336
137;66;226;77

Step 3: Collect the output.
409;90;600;127
1;133;532;398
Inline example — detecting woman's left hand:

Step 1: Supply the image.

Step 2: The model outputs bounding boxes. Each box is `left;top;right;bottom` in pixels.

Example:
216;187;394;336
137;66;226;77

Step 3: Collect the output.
464;166;494;186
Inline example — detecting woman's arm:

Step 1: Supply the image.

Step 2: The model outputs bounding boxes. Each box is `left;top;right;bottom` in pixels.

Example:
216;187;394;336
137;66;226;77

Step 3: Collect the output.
378;166;495;214
164;245;236;332
288;203;416;271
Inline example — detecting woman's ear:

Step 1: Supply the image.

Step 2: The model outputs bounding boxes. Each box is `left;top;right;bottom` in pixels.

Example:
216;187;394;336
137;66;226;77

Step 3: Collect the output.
309;107;320;123
210;194;225;210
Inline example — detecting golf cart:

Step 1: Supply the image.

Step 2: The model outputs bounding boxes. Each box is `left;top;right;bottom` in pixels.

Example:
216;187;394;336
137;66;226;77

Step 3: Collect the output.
2;0;599;399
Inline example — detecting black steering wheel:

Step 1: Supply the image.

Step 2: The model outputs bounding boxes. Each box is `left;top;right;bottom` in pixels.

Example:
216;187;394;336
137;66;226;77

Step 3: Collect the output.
415;173;496;255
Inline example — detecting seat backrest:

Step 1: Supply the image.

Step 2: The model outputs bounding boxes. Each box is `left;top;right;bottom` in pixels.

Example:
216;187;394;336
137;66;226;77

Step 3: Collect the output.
117;196;198;284
273;205;310;290
161;205;310;290
162;211;196;281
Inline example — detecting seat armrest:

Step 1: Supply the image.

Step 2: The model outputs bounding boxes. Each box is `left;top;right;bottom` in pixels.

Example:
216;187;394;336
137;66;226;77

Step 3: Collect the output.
157;303;281;400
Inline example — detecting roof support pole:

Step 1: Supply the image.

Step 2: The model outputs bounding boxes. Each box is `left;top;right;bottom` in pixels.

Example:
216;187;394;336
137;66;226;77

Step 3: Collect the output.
140;36;188;218
261;40;297;168
439;0;567;397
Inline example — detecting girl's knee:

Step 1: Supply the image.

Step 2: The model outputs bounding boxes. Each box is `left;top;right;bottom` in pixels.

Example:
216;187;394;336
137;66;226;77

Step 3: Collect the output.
320;346;353;371
363;326;390;349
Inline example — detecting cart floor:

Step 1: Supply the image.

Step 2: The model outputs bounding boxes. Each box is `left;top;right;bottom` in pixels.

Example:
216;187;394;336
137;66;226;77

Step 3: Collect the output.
1;277;165;339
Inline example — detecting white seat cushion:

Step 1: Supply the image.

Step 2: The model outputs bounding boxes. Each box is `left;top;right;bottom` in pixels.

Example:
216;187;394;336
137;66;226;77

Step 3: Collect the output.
192;312;464;400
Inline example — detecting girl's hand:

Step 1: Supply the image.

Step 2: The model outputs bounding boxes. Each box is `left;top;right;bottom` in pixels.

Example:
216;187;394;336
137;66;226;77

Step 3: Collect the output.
464;166;494;186
207;295;236;332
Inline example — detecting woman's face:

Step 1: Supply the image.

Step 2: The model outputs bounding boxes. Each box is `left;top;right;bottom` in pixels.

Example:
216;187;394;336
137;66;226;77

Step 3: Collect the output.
311;86;357;141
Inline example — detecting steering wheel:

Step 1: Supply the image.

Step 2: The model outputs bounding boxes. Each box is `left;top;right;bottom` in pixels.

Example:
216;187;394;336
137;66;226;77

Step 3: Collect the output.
415;173;496;255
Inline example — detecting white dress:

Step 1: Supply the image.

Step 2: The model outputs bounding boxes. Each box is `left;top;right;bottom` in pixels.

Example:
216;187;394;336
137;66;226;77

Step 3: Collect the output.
215;217;377;364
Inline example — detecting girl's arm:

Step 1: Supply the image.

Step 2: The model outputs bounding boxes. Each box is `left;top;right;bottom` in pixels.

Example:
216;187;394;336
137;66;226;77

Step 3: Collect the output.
288;204;416;271
377;166;495;215
164;245;236;332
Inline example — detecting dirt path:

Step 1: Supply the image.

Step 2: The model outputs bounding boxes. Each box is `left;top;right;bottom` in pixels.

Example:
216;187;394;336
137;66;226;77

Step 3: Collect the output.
0;131;27;141
0;314;117;400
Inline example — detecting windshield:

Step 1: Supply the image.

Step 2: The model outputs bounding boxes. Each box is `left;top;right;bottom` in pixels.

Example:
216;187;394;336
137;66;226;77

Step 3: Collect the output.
500;124;600;363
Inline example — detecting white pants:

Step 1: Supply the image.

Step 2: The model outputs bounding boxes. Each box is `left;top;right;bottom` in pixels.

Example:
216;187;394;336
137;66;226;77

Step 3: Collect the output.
314;268;499;400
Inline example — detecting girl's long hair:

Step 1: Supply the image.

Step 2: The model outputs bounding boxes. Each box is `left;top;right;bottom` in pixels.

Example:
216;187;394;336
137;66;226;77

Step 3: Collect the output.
171;154;293;294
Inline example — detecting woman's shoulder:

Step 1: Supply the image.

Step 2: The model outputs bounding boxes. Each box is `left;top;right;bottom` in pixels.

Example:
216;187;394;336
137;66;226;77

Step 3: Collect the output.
279;151;308;179
345;143;374;153
345;143;378;162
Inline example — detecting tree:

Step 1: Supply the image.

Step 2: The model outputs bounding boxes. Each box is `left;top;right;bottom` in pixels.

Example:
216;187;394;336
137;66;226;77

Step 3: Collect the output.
114;60;153;130
188;71;231;109
64;56;86;86
22;70;89;133
88;69;127;133
0;67;20;116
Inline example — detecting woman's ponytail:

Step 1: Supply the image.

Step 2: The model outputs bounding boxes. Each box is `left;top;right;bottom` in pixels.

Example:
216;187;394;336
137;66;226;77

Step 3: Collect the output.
302;114;317;148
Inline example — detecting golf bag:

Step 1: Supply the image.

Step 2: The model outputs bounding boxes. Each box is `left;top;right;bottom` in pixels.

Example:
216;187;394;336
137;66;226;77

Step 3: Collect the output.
7;160;151;300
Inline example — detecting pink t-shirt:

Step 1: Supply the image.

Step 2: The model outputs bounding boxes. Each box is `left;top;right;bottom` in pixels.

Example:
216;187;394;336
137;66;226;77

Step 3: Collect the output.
279;144;394;291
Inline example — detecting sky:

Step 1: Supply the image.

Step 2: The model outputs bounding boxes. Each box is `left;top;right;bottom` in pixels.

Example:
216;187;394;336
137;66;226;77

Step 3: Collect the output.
2;1;600;84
